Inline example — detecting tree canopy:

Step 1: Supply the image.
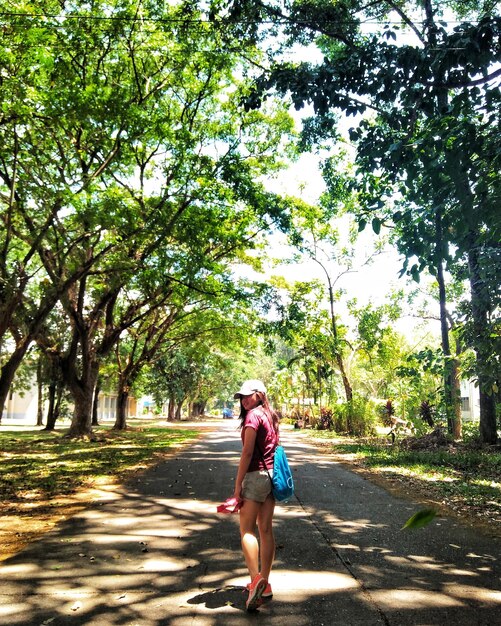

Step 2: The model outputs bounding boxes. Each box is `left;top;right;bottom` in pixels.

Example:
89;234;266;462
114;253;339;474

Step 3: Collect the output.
1;0;499;443
221;0;500;443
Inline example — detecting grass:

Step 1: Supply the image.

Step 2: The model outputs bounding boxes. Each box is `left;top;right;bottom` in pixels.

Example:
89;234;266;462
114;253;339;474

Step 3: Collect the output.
308;431;501;534
0;424;200;505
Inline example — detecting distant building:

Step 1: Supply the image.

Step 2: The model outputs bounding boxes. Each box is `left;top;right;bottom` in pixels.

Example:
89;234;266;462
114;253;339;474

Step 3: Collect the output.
460;380;480;422
1;385;137;425
2;387;39;422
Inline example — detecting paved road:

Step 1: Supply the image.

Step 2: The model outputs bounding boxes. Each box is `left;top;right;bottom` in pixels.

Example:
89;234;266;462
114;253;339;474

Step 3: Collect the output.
1;422;500;625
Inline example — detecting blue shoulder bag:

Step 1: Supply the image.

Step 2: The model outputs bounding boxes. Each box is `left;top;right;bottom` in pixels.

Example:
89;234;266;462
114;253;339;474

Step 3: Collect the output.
270;444;294;502
257;419;294;503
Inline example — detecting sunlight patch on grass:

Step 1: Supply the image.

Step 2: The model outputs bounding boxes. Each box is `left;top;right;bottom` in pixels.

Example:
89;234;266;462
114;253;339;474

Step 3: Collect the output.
0;426;199;504
377;465;459;483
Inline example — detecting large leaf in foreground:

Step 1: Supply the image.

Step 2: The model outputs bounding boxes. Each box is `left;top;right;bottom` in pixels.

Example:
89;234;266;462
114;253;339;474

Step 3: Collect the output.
401;508;437;530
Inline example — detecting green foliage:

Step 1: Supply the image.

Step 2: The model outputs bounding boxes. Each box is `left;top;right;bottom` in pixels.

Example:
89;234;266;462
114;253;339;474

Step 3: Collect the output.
379;399;395;427
0;0;300;432
234;0;501;442
391;347;446;423
334;394;378;436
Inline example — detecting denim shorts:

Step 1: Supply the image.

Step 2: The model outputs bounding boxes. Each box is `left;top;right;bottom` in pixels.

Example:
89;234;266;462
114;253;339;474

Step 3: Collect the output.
242;469;273;503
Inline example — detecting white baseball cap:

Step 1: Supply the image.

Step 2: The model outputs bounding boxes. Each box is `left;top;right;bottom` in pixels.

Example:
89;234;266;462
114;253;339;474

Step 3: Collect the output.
234;379;267;398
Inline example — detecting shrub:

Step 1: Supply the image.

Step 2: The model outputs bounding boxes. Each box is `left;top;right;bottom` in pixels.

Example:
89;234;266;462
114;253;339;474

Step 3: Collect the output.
337;395;378;437
379;399;395;427
317;407;334;430
419;400;435;427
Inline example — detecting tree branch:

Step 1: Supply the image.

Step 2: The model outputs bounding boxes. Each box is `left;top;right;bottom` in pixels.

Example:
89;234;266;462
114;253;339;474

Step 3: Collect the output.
427;67;501;88
384;0;425;44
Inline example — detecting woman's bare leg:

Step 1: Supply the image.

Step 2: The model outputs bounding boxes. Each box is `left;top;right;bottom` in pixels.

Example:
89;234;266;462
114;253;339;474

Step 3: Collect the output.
239;499;261;580
257;494;275;581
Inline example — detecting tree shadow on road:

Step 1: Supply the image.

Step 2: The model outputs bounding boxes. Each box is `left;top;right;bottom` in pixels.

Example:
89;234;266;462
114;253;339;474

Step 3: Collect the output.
187;585;246;610
1;424;500;626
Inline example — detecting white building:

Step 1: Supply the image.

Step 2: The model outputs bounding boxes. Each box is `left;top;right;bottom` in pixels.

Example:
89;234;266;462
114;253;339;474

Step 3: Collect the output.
460;379;481;422
1;386;138;425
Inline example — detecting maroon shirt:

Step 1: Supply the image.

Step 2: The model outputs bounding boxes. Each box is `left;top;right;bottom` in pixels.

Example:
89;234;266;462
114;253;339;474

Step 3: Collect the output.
242;406;278;472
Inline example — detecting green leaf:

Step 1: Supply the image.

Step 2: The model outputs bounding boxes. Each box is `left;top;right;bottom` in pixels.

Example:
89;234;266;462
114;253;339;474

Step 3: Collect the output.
401;508;437;530
371;218;381;235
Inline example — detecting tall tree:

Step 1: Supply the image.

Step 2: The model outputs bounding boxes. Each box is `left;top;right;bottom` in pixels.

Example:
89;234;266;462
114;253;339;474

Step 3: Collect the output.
227;0;500;442
0;1;298;433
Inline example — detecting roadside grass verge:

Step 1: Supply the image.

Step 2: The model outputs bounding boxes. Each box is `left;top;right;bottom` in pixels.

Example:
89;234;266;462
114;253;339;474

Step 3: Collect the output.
0;423;201;560
0;425;200;506
308;431;501;534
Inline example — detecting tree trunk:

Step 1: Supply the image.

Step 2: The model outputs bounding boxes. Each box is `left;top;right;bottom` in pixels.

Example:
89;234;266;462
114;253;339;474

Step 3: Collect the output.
191;401;206;417
0;342;31;423
313;257;354;409
92;378;101;426
114;384;129;430
0;284;67;422
36;357;44;427
435;227;462;437
479;391;497;443
67;384;95;437
440;107;496;444
330;285;353;405
336;354;353;403
66;361;99;438
451;358;462;439
167;397;175;421
175;401;183;420
44;381;58;431
468;244;498;443
43;353;64;431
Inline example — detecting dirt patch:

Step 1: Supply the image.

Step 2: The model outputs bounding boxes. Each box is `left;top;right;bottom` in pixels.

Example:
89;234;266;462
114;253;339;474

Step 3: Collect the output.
346;463;501;538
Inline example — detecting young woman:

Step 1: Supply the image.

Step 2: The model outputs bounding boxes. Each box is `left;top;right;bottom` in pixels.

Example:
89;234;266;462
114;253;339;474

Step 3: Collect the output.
233;379;279;611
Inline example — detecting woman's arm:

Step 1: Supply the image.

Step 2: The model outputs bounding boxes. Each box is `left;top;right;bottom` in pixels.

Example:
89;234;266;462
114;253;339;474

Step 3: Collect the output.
233;426;257;499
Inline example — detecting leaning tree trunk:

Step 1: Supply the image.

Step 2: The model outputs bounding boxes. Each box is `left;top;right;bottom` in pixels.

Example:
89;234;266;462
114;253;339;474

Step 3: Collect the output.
0;286;64;422
0;341;31;423
326;269;354;431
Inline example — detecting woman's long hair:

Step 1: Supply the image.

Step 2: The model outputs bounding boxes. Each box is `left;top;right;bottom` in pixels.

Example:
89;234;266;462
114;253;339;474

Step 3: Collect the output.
239;391;279;435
